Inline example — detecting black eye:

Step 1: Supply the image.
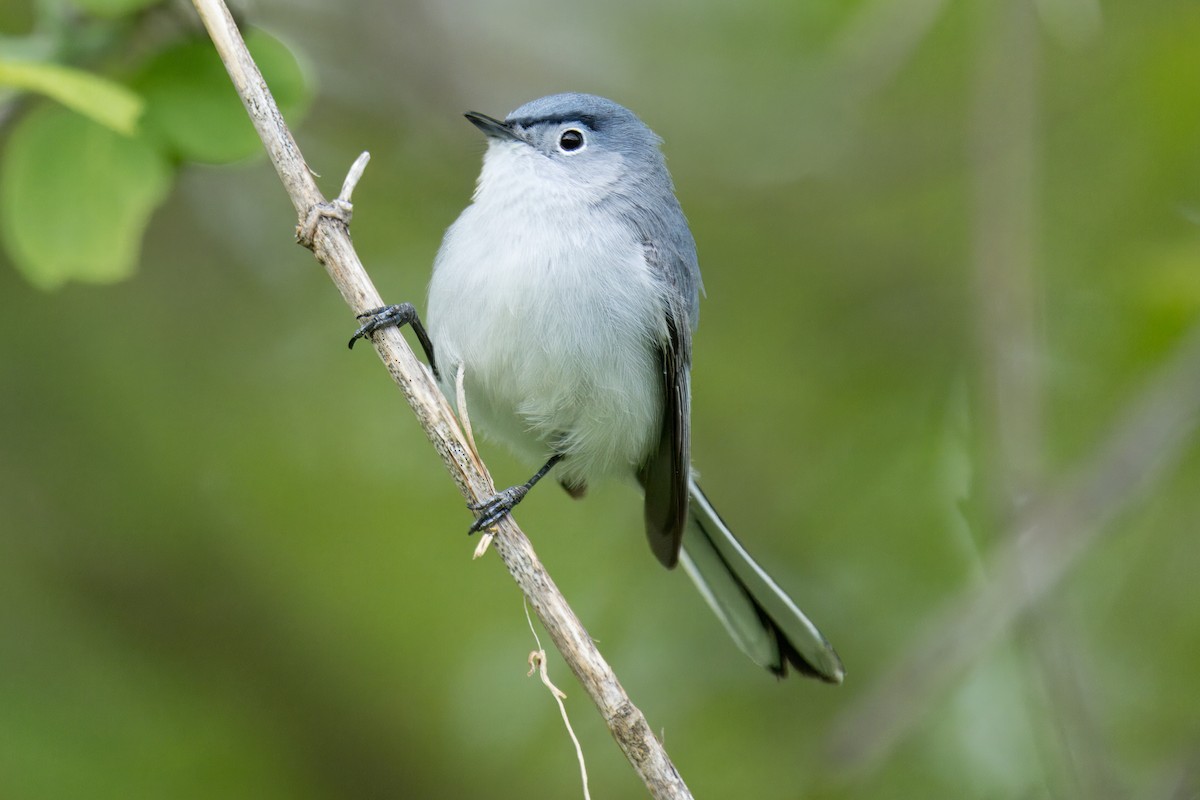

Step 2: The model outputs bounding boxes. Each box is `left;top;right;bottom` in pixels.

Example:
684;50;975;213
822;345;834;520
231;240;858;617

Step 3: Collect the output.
558;129;585;152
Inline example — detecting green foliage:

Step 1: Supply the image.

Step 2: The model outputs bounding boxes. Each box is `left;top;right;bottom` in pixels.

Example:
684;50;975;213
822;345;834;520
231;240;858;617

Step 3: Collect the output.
0;3;310;288
0;105;170;288
133;30;308;164
0;0;36;36
72;0;163;18
0;59;143;133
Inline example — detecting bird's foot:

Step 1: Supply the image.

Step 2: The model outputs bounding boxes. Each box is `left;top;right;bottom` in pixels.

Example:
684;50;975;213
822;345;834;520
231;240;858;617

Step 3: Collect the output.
348;303;420;349
467;485;530;534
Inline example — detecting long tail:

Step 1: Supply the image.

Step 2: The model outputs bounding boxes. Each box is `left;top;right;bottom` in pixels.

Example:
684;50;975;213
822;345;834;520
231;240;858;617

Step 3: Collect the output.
678;479;845;682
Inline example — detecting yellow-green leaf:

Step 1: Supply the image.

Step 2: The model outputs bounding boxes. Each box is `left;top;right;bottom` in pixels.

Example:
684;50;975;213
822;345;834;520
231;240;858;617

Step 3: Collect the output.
133;29;309;164
0;58;143;135
70;0;162;19
0;105;172;289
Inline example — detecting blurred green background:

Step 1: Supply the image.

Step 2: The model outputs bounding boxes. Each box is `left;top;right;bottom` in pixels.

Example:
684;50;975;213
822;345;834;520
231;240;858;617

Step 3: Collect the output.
3;0;1200;797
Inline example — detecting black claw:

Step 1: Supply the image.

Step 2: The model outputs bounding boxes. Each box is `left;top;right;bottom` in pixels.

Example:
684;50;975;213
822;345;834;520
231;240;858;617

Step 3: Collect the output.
464;454;564;534
467;486;529;534
346;303;439;377
348;303;418;349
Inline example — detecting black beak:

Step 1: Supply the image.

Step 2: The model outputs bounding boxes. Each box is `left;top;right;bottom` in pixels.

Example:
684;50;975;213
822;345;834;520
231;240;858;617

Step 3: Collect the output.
464;111;521;141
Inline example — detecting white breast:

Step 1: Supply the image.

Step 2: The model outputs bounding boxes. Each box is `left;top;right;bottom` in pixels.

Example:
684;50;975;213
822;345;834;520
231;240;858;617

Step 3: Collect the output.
427;142;667;484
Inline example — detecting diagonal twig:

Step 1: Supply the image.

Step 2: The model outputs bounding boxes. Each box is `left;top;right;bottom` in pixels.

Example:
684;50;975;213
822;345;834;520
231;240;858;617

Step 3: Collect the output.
189;1;692;796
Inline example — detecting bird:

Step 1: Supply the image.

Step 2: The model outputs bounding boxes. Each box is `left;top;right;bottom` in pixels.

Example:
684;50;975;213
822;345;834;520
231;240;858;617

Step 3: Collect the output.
351;93;844;682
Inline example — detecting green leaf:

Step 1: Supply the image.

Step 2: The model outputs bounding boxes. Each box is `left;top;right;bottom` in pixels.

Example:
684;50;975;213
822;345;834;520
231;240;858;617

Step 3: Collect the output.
70;0;162;19
0;104;172;289
0;0;36;37
133;29;309;164
0;58;144;134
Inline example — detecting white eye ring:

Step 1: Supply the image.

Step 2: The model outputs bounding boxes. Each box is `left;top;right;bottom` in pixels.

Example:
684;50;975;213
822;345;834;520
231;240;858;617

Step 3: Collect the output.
558;128;586;153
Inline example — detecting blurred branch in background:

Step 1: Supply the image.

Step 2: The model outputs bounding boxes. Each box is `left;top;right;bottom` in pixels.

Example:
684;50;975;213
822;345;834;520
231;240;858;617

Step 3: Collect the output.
828;0;1200;787
818;0;949;107
829;318;1200;774
187;0;692;797
970;0;1042;505
967;3;1121;795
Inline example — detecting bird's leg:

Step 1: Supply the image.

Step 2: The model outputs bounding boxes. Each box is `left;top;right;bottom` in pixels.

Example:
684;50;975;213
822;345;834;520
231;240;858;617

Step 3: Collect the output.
348;302;438;378
468;453;565;534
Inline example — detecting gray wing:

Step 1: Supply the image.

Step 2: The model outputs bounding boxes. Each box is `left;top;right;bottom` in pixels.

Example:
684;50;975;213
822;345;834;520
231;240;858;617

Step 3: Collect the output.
638;310;691;567
635;200;702;330
627;186;702;568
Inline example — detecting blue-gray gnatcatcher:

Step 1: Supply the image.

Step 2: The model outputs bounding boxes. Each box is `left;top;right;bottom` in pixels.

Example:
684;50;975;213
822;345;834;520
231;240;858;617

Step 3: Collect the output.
352;93;843;682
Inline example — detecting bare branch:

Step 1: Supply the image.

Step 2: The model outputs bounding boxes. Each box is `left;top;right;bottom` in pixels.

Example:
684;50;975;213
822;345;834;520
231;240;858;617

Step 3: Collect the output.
827;3;1200;780
827;321;1200;773
189;1;692;796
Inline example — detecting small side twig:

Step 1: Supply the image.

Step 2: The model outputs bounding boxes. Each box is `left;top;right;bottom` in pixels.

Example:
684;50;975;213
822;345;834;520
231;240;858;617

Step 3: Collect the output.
295;151;368;247
454;364;496;560
189;2;692;797
526;603;590;800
